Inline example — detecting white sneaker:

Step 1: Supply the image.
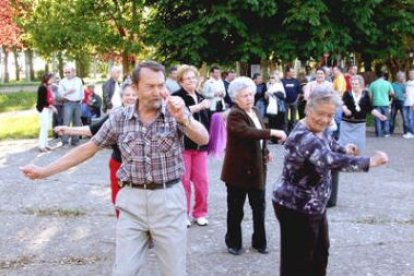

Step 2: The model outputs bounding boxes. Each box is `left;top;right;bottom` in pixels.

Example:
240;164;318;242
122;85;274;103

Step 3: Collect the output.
195;217;209;226
403;133;414;139
186;218;191;228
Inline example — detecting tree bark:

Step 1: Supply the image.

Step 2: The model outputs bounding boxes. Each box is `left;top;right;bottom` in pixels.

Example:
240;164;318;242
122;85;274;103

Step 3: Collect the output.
13;48;21;81
27;49;35;81
122;50;129;75
3;46;10;83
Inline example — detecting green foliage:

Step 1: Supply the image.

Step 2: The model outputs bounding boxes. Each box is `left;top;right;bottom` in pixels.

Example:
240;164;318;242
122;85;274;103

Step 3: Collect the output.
11;0;414;72
145;0;414;68
0;92;36;113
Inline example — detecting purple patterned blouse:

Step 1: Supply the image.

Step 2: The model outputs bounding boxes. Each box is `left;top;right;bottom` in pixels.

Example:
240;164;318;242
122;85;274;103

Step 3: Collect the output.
272;121;370;215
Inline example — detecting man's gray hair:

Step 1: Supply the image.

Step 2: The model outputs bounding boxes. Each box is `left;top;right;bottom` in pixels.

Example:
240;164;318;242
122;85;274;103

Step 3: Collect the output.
228;76;256;101
307;87;342;110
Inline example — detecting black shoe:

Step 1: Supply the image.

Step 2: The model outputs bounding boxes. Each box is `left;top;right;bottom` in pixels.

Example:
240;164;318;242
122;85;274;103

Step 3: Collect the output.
227;247;242;255
253;247;269;254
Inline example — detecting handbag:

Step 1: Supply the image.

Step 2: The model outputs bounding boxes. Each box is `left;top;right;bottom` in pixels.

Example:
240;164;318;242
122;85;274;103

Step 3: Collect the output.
275;91;286;113
266;95;278;115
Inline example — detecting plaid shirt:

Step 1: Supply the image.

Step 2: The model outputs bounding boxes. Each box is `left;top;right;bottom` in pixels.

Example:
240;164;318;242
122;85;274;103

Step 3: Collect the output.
92;104;185;185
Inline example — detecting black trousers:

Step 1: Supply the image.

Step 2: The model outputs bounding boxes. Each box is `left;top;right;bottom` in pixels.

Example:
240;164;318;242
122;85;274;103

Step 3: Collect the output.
225;185;266;250
274;204;329;276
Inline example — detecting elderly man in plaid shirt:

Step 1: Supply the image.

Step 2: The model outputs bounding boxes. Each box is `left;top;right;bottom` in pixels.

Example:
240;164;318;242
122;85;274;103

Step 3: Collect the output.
21;61;210;276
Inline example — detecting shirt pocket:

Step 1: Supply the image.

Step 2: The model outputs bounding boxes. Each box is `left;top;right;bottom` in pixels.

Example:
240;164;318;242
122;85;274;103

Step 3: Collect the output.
119;132;144;161
153;133;178;154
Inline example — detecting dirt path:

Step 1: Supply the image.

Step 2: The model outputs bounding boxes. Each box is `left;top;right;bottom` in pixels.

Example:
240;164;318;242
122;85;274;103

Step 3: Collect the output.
0;136;413;275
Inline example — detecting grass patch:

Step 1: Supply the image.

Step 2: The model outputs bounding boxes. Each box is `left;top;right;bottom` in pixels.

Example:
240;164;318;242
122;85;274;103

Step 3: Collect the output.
24;208;86;217
0;255;34;269
59;256;101;265
354;216;414;225
0;91;37;113
0;111;40;140
0;81;38;87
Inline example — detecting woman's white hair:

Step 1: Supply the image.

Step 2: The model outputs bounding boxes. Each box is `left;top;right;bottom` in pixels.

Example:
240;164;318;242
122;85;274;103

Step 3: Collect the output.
228;76;256;101
307;87;342;110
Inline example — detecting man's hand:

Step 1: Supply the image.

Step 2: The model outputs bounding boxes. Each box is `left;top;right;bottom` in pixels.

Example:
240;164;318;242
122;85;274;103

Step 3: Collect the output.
166;96;188;124
20;164;47;180
345;143;360;156
54;126;70;136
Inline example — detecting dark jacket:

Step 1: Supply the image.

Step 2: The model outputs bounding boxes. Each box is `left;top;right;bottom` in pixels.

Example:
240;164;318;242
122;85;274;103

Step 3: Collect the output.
36;84;49;112
173;87;211;151
341;90;373;123
221;105;271;190
102;78;117;112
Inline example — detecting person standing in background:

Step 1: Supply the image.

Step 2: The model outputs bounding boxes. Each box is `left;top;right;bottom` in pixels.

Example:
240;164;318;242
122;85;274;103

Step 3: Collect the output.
36;73;57;152
51;74;64;140
368;71;394;137
282;66;301;132
253;73;267;119
166;66;181;94
390;71;407;136
403;68;414;139
223;69;236;108
202;66;227;113
102;66;122;113
59;65;83;147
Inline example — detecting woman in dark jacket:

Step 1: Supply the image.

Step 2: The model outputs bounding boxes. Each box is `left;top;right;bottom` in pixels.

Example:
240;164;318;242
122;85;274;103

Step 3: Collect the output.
221;76;286;255
172;65;211;227
36;73;56;152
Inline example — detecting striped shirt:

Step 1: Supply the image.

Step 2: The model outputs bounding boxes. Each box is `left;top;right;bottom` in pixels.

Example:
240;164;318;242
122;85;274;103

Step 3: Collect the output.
92;103;185;185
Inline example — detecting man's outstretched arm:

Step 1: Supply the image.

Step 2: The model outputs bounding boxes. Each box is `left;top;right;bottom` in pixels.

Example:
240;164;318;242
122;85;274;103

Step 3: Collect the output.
20;141;100;180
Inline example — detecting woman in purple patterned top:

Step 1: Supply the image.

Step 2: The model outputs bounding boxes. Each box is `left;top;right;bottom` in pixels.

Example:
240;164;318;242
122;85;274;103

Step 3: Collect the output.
272;88;388;276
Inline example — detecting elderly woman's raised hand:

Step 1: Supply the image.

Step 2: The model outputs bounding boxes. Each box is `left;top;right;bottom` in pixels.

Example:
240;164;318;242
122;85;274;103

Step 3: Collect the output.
369;151;389;168
270;129;287;143
200;99;211;110
345;143;360;156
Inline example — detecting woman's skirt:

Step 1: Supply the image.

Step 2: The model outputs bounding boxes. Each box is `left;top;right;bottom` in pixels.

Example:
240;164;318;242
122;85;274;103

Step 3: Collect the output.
208;112;227;159
338;121;366;153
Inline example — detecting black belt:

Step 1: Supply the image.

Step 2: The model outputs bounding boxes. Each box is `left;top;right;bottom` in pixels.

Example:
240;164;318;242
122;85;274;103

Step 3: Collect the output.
119;179;180;190
64;99;81;103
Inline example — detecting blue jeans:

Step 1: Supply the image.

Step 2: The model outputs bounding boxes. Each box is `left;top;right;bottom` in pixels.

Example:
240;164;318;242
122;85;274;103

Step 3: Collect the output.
255;100;266;119
390;100;406;134
373;106;390;137
403;106;414;134
62;101;82;145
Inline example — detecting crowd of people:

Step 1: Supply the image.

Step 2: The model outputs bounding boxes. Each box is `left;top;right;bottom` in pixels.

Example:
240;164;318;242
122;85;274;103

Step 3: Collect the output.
25;60;408;275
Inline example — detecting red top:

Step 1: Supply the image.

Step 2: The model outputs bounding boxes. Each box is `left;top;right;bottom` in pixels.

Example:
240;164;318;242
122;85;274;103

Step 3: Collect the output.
83;88;91;104
46;86;54;105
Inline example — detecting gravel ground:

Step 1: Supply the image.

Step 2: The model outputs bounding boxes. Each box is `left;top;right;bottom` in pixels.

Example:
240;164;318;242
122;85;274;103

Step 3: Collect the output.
0;134;413;276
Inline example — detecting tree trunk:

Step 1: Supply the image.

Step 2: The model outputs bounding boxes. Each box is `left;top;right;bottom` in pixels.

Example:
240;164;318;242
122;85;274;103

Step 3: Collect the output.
13;48;21;81
27;49;35;81
122;50;129;75
3;46;10;83
57;51;64;78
